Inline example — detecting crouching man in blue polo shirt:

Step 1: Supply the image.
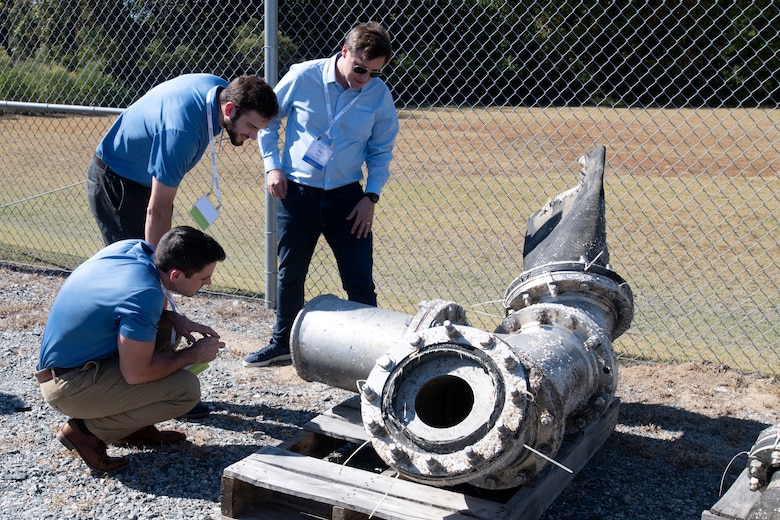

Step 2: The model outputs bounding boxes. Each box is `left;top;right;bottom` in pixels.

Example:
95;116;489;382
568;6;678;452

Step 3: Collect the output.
36;226;226;473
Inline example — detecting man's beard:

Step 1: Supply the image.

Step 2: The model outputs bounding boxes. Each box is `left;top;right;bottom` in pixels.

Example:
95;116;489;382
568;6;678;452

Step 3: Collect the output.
224;119;244;146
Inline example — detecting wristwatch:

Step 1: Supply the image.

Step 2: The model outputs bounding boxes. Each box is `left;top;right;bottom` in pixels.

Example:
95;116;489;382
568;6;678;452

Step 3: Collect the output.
364;192;380;203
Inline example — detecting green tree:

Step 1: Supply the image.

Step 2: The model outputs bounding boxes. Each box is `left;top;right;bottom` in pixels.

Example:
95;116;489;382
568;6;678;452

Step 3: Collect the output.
232;20;299;75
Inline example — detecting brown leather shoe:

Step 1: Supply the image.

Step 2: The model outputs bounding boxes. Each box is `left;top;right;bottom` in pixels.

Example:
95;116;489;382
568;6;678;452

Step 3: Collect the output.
115;425;187;446
57;419;128;473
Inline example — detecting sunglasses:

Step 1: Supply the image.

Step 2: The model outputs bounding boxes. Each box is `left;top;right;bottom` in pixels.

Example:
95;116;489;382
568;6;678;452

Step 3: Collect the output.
353;64;382;78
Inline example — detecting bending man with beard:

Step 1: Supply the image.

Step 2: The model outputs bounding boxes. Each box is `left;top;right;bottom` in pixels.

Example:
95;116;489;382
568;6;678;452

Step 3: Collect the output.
88;74;279;248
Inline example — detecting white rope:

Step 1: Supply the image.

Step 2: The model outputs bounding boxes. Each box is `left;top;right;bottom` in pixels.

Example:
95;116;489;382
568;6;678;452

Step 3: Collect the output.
719;451;748;496
523;443;573;474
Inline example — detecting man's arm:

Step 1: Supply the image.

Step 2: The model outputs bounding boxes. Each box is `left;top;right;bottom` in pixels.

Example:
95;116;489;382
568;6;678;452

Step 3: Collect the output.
118;334;223;385
145;178;177;248
259;66;297;175
363;96;400;195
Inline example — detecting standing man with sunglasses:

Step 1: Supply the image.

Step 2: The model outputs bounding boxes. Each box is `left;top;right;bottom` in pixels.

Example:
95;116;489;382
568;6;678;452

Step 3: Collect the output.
244;21;399;367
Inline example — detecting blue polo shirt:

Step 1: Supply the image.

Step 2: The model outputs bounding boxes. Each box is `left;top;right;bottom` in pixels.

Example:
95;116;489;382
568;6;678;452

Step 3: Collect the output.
37;240;165;370
96;73;227;188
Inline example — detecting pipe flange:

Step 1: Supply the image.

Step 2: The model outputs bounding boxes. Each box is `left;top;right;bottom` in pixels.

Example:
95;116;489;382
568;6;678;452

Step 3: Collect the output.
407;300;469;332
470;351;566;489
503;261;634;339
517;303;617;428
360;322;530;487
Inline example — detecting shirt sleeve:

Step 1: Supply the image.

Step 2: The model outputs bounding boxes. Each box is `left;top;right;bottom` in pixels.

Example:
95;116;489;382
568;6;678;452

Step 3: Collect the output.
364;92;400;195
260;70;298;173
115;287;164;343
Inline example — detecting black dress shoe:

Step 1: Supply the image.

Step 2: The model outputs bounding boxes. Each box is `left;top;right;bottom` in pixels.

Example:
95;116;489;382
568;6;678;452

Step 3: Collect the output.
176;401;210;420
57;419;128;473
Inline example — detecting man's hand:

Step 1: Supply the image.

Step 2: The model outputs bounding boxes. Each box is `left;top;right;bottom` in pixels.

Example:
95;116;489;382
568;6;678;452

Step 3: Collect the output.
166;311;220;344
348;196;376;238
266;169;288;199
185;336;225;364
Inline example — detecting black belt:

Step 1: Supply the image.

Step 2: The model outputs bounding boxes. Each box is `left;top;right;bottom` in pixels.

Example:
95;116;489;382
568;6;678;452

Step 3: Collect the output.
94;154;111;172
35;367;79;383
289;180;360;193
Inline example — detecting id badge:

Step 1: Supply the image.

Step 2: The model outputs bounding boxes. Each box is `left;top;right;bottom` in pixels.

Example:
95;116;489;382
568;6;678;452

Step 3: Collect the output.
302;139;333;171
190;194;219;230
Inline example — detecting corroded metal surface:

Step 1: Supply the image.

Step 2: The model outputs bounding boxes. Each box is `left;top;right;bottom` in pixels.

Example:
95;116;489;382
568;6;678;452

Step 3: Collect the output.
290;146;634;489
746;423;780;519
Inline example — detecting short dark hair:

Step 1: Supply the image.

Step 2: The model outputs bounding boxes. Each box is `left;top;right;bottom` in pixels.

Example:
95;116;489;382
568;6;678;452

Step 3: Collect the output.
344;21;392;64
154;226;226;276
220;76;279;120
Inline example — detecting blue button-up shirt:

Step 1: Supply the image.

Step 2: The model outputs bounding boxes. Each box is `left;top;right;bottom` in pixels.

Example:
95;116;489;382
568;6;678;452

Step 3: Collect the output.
260;54;399;194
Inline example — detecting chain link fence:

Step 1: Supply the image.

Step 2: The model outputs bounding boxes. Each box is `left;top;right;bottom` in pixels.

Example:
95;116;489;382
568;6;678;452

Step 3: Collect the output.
0;1;777;375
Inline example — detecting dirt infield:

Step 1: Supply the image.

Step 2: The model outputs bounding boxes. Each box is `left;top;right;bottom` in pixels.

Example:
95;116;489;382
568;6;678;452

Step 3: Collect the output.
394;106;779;177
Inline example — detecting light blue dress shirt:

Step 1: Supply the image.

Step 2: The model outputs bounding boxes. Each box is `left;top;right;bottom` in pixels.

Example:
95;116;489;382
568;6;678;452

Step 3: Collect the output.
260;54;399;194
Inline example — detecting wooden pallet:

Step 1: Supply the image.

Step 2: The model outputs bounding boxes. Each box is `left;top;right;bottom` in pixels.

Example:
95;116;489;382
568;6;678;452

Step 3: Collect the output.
221;395;620;520
701;468;768;520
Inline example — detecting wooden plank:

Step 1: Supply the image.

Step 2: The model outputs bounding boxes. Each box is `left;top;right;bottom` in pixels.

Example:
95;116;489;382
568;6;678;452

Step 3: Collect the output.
701;468;762;520
222;446;508;520
304;412;369;443
222;396;621;520
279;430;347;458
503;398;620;520
221;474;269;518
296;395;369;445
280;397;365;456
333;506;371;520
326;395;361;416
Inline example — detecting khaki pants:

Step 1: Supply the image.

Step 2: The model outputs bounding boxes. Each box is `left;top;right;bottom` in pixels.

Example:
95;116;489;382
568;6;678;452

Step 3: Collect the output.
39;327;200;443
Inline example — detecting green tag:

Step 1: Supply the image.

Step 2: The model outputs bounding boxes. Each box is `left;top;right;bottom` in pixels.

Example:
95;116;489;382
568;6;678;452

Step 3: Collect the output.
190;196;218;229
185;363;210;375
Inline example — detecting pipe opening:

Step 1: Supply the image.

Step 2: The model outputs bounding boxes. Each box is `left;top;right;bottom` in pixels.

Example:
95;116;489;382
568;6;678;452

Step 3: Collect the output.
414;375;474;428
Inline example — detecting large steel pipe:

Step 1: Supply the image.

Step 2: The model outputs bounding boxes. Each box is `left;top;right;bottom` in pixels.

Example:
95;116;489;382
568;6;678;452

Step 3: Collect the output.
290;146;634;489
291;297;469;392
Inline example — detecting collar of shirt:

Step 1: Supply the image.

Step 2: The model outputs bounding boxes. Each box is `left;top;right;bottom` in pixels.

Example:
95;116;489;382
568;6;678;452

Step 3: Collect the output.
325;54;340;87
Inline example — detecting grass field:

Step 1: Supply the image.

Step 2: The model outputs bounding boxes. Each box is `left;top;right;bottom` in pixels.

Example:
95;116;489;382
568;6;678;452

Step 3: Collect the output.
0;106;778;374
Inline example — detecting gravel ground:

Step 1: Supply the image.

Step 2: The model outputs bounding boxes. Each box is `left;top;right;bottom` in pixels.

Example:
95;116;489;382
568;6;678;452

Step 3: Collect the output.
0;265;777;520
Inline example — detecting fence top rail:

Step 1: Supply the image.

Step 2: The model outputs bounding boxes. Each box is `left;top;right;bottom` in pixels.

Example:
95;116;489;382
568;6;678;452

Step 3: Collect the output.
0;101;123;116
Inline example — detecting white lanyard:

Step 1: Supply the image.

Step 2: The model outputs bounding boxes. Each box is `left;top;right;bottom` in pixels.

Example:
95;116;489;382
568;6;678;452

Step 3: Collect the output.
206;86;223;202
321;63;360;141
161;285;179;345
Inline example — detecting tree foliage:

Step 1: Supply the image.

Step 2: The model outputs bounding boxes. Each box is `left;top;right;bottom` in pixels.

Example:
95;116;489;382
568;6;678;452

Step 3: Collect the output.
0;0;776;107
